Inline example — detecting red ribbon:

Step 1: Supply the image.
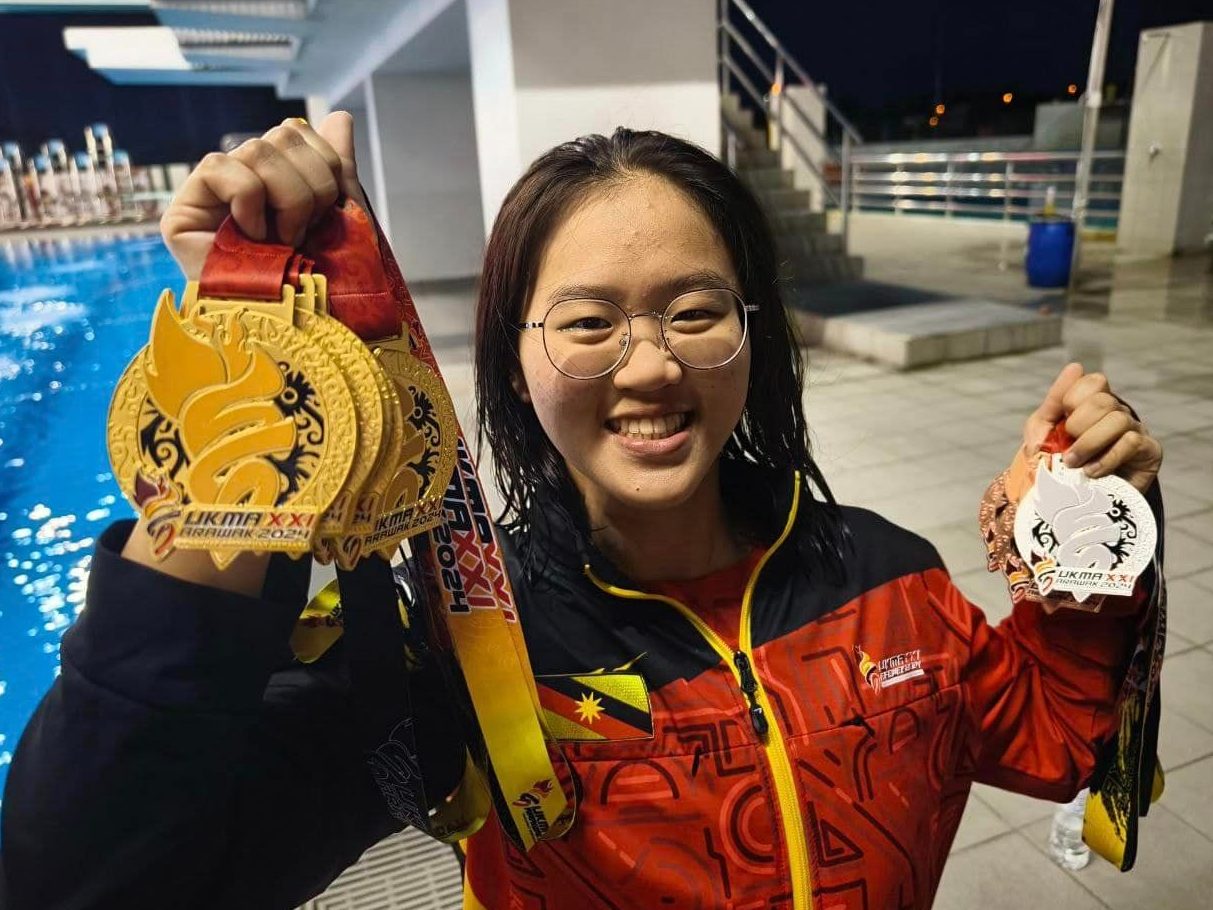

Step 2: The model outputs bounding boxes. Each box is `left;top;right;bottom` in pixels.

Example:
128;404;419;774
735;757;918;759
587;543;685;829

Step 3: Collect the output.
1039;423;1076;456
198;198;404;341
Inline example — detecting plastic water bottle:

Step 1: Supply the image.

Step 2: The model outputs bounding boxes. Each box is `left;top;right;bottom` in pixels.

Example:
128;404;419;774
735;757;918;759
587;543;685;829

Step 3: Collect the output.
1047;790;1091;870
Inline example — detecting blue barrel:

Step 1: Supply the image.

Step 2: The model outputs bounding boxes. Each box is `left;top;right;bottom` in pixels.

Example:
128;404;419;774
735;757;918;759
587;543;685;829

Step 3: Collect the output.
1026;218;1075;288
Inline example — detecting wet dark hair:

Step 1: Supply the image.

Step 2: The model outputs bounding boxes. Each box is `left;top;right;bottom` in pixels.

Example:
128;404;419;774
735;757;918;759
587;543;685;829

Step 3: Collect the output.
474;127;846;572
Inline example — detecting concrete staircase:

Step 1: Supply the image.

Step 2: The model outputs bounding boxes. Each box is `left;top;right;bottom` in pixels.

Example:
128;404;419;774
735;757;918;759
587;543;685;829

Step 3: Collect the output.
721;92;863;291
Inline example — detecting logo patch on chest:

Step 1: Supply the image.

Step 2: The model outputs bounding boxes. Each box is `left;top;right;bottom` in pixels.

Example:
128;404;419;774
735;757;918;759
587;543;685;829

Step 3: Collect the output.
537;672;654;741
854;645;924;692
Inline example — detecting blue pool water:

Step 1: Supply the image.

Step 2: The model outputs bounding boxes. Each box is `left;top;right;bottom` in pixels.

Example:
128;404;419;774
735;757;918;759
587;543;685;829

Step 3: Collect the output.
0;231;182;801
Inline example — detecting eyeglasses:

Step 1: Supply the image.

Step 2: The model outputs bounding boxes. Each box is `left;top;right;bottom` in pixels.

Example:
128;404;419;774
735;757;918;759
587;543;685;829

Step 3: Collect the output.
517;288;757;380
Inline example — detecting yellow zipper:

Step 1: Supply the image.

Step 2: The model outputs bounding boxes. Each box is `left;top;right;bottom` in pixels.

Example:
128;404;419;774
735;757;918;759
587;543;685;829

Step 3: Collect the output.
584;473;811;909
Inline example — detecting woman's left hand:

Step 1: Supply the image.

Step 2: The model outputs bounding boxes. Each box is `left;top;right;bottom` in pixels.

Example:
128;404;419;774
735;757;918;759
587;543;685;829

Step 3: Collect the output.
1022;363;1163;494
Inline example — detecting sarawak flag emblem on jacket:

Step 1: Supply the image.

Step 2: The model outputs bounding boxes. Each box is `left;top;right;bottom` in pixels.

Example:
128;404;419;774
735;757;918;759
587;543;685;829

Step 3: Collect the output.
537;672;654;742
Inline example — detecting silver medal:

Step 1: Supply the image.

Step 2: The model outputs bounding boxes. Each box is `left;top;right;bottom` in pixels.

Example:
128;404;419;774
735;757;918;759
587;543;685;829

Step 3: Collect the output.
1013;454;1156;603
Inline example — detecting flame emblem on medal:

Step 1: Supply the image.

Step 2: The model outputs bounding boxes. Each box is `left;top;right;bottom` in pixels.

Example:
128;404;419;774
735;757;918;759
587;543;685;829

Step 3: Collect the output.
107;289;356;565
1013;454;1155;602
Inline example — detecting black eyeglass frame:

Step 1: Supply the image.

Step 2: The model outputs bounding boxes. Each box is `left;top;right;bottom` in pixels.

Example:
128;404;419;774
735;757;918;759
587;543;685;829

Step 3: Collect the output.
516;288;759;380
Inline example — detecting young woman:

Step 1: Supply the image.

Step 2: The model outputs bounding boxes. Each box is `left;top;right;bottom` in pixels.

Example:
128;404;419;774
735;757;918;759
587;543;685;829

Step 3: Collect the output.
1;113;1164;910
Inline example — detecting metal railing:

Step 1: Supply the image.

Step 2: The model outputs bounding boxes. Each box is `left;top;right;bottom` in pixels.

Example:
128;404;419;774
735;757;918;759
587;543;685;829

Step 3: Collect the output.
718;0;862;247
848;150;1125;229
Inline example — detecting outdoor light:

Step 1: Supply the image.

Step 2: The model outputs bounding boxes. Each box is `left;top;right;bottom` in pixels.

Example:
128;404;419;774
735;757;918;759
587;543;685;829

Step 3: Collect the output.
1002;92;1014;104
934;103;946;115
929;115;940;127
1067;83;1079;94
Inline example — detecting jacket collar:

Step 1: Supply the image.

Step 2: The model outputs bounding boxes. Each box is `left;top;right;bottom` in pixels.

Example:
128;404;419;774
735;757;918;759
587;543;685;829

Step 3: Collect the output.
513;459;801;591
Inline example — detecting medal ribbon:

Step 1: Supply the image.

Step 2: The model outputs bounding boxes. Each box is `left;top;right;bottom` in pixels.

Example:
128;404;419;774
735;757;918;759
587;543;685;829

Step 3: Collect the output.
200;199;572;850
356;201;575;850
982;420;1166;871
1034;421;1168;872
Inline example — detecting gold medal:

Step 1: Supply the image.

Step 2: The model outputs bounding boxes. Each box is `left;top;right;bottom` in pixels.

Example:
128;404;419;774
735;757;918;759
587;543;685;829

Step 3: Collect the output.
107;285;356;567
302;315;385;535
354;363;406;528
317;353;406;568
359;339;458;556
283;275;387;537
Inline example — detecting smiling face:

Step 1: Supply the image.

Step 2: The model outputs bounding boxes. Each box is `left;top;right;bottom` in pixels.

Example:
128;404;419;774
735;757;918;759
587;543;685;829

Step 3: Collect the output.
515;175;751;522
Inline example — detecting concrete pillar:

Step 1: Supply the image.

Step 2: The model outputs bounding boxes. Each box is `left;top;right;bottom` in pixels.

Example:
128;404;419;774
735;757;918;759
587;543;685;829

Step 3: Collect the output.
304;94;332;124
1118;21;1213;256
467;0;720;233
360;77;390;238
466;0;523;235
363;69;485;281
330;83;379;225
346;88;379;225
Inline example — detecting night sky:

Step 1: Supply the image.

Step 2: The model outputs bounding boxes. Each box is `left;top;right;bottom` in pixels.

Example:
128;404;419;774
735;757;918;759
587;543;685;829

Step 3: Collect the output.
1;0;1211;162
749;0;1213;109
748;0;1213;137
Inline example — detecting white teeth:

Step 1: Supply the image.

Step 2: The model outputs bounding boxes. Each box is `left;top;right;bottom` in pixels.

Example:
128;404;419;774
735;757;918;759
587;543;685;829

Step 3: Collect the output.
608;413;689;440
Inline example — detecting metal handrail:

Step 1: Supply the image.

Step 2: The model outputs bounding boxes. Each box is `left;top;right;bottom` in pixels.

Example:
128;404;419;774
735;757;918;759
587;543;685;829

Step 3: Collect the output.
775;79;830;148
721;55;830;158
730;0;861;143
721;19;774;86
720;19;845;150
848;149;1126;227
723;55;768;115
853;171;1125;184
781;125;840;208
722;120;741;172
719;0;861;247
852;185;1123;200
854;150;1124;165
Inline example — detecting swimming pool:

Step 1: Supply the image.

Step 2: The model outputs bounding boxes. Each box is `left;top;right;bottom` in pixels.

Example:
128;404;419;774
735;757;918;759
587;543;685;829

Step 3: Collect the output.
0;230;180;802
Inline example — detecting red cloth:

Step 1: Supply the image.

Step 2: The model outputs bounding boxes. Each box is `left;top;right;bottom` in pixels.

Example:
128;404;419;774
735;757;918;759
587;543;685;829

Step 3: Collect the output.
300;198;404;341
196;199;404;342
649;547;767;650
197;218;303;300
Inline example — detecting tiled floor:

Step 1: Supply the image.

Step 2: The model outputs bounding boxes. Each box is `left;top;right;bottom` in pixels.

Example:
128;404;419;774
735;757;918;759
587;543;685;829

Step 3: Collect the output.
393;241;1213;909
801;224;1213;908
804;340;1213;909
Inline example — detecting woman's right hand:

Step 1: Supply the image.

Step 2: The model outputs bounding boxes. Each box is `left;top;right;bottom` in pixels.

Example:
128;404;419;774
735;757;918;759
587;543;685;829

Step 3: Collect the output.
160;111;367;280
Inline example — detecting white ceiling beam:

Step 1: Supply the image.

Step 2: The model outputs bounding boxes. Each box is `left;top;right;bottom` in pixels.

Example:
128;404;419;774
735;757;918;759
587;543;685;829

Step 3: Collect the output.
288;0;457;102
63;25;191;69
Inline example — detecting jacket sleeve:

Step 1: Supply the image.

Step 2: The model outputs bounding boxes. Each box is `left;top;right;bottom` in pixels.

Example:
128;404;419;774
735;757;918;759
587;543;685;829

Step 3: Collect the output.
0;520;450;910
927;482;1163;802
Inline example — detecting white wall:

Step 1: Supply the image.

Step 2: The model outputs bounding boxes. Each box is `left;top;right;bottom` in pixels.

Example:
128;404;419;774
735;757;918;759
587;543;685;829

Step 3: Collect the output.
1119;21;1213;256
467;0;719;232
509;0;718;161
368;70;485;280
513;82;719;166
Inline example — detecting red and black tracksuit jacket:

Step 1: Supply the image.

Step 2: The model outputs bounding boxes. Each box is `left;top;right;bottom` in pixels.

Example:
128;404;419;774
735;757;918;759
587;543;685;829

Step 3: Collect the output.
0;462;1162;910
